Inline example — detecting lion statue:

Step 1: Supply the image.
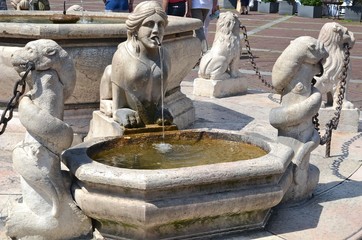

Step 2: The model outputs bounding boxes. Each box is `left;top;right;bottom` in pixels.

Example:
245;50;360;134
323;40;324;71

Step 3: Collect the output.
198;11;241;80
270;36;327;202
11;0;50;10
7;39;91;239
314;22;355;109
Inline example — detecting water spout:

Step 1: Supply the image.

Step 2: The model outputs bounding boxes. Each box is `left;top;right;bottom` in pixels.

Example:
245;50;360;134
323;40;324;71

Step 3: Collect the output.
152;36;161;47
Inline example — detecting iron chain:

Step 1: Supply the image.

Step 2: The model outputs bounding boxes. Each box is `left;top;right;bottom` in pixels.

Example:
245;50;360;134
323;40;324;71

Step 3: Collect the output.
240;25;274;90
313;44;350;157
0;62;35;135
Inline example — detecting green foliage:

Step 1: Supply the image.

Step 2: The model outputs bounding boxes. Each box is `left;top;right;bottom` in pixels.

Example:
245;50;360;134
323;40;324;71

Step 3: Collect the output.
300;0;322;6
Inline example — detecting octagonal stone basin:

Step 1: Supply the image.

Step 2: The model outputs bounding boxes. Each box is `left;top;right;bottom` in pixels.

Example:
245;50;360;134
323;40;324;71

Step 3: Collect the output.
62;130;293;239
0;11;201;107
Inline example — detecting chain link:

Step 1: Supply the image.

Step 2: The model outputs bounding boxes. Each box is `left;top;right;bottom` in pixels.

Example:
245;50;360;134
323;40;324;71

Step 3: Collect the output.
0;62;35;135
240;25;274;90
313;44;350;157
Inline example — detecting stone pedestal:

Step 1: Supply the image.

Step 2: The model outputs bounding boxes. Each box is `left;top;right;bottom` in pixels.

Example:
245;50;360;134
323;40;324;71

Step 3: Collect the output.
317;107;360;133
193;77;247;98
86;91;195;140
85;111;125;140
164;90;195;129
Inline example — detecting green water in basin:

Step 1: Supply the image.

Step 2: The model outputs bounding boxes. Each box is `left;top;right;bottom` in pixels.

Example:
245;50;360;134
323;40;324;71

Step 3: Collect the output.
90;132;267;170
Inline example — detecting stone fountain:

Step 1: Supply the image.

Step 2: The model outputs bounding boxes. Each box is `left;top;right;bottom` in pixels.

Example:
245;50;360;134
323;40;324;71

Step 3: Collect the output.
0;9;202;140
4;3;335;239
62;130;293;239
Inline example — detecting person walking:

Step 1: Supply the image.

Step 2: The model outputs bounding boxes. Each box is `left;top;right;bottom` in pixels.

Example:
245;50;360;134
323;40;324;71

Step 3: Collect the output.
237;0;249;14
191;0;218;54
103;0;133;12
162;0;191;17
0;0;7;10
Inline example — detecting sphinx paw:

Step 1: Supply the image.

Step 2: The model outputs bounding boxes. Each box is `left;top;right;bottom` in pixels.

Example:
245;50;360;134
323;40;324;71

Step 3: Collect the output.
113;108;145;128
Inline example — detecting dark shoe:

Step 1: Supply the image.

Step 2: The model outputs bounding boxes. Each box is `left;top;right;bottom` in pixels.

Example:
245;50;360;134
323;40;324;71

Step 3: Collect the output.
246;10;248;14
240;12;245;15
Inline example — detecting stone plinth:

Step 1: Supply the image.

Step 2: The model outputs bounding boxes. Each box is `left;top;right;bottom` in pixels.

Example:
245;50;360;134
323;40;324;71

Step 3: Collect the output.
86;90;195;140
193;77;247;98
317;107;360;133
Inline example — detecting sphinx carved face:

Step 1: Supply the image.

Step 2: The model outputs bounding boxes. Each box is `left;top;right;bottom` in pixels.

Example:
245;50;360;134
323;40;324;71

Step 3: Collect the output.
138;14;166;49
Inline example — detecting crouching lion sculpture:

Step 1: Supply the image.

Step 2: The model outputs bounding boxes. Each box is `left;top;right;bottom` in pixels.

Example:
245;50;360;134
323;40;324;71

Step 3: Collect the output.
198;11;241;80
6;39;92;240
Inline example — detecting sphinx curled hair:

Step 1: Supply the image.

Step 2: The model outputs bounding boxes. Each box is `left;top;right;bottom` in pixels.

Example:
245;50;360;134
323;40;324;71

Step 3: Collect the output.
126;1;168;38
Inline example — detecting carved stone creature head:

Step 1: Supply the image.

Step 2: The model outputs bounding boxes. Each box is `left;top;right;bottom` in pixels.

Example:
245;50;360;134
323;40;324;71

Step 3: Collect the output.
126;1;168;52
318;22;355;50
272;36;328;94
11;39;76;100
11;0;29;10
315;22;355;99
215;12;240;40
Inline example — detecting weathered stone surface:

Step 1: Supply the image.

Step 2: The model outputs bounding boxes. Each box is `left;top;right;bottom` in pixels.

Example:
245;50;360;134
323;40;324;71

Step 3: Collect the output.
0;10;202;106
193;77;247;98
5;39;92;240
270;36;328;203
194;12;246;98
87;1;199;138
198;12;242;81
314;22;356;109
62;131;293;239
317;107;360;133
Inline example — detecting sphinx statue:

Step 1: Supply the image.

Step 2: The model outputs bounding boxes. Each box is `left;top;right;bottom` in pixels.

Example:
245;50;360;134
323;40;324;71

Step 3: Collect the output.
6;39;92;239
269;36;328;202
86;1;177;139
99;1;172;128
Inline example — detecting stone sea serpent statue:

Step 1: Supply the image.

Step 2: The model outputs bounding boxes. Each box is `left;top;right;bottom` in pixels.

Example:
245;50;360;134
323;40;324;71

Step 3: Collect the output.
314;22;355;109
6;39;92;239
99;1;172;128
270;36;328;202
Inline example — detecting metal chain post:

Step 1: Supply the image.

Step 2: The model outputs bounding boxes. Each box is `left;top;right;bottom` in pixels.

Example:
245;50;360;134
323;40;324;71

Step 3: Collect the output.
313;44;350;157
0;62;35;135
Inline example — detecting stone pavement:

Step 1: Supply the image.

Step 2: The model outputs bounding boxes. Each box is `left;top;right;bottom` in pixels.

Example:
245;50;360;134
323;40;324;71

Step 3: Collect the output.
1;5;362;240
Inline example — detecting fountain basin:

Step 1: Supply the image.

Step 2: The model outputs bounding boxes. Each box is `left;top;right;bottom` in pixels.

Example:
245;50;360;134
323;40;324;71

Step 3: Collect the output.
62;130;294;239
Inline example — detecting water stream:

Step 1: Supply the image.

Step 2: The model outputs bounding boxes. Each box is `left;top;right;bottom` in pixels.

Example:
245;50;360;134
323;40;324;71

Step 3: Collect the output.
79;0;87;23
153;38;172;153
